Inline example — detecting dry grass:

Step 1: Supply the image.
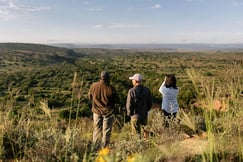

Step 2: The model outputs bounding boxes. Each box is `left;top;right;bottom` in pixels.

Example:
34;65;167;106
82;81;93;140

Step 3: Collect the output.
0;57;243;162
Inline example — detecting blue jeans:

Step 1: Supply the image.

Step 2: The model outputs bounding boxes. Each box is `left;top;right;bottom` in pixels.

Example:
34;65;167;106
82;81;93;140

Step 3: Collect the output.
93;113;114;148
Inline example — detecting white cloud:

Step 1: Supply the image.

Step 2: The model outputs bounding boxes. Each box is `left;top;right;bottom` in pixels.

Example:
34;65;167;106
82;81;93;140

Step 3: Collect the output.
92;23;150;29
0;1;15;20
152;4;161;9
0;0;9;3
0;1;51;21
92;24;104;28
88;7;103;11
82;1;91;5
27;6;50;12
184;0;204;2
0;8;7;14
108;23;149;29
8;1;17;9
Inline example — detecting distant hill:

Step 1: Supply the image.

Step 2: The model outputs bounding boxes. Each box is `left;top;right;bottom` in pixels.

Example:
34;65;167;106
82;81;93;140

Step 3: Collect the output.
0;43;84;72
0;43;63;51
49;43;243;51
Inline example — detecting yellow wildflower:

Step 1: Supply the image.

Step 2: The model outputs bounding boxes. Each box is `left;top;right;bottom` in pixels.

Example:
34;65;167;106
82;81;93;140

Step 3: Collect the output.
127;154;137;162
95;147;110;162
98;147;110;156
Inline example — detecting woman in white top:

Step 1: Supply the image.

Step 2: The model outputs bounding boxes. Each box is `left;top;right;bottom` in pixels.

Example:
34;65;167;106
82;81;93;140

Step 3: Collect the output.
159;74;179;127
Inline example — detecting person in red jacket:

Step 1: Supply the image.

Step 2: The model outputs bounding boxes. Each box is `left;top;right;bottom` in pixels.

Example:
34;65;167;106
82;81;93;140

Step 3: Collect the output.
88;71;119;149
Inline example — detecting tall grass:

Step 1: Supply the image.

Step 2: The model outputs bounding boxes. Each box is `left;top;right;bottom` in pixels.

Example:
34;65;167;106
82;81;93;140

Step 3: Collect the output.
0;73;94;161
186;65;243;162
0;64;242;161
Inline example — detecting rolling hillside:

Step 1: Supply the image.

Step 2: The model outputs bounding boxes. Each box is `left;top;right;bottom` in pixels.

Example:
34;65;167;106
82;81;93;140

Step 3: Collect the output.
0;42;242;109
0;43;84;73
0;43;86;100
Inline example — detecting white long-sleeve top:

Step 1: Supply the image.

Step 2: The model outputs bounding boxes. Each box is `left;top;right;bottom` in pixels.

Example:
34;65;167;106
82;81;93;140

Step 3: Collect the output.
159;81;179;113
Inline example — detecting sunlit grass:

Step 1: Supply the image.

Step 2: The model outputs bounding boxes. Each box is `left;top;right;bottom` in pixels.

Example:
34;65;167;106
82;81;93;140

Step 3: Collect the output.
0;52;242;161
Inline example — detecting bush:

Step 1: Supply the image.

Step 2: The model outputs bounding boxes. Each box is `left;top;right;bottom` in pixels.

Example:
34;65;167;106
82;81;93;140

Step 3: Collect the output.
58;105;92;119
1;127;37;160
178;86;197;108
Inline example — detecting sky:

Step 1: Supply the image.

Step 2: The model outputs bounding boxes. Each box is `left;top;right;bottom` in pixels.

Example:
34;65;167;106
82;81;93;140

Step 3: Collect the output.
0;0;243;44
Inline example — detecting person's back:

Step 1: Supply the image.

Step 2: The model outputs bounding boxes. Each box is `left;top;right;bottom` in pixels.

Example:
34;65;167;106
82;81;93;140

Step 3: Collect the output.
127;85;152;118
160;84;179;113
126;73;152;136
159;74;179;127
89;80;117;115
88;71;118;149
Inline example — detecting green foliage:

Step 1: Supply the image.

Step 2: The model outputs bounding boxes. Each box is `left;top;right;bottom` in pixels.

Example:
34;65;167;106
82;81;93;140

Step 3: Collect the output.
2;128;37;159
204;71;214;76
2;43;242;111
48;99;65;108
178;85;197;108
0;43;243;161
7;106;20;120
59;105;92;119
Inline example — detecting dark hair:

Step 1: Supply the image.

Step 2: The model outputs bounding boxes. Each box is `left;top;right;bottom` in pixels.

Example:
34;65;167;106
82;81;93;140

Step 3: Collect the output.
165;74;177;89
100;71;110;80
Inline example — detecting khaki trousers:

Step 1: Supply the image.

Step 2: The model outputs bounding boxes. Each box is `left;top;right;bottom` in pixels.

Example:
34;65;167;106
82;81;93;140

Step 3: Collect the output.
130;116;147;135
93;113;114;148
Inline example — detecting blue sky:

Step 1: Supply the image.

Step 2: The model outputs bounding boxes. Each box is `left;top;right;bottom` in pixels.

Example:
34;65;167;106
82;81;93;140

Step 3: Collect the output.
0;0;243;44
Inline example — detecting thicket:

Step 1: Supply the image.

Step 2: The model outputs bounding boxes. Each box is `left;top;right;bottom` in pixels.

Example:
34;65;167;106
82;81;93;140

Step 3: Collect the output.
1;45;242;119
0;44;243;161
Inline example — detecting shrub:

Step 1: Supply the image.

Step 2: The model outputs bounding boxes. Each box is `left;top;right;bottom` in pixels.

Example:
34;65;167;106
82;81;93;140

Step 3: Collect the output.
58;105;92;119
